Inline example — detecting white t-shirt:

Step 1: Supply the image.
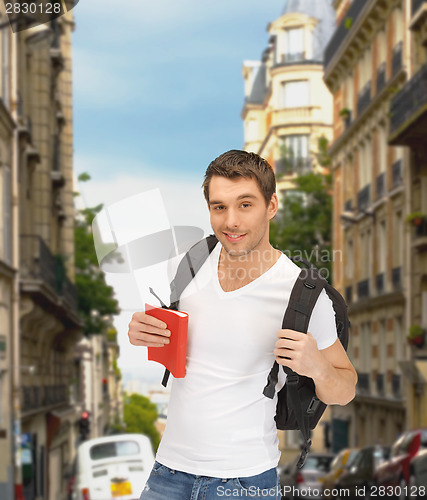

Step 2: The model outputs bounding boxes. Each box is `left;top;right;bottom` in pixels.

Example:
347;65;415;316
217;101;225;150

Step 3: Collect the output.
155;242;338;478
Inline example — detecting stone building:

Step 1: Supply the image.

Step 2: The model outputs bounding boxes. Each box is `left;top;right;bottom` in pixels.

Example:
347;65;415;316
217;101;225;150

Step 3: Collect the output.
242;0;336;202
324;0;427;449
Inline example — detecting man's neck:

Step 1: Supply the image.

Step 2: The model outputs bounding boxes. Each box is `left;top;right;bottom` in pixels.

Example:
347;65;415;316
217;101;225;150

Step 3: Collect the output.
217;244;282;291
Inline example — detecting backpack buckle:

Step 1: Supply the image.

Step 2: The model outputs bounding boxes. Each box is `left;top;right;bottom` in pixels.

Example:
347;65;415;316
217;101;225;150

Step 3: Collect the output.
306;397;320;415
287;374;299;385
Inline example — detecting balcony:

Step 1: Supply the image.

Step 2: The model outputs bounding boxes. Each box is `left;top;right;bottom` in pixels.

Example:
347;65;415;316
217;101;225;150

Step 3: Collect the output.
376;172;386;199
357;279;370;300
376;272;385;295
391;266;402;291
272;107;321;127
392;159;403;188
279;52;306;64
275;157;312;177
357;372;371;395
376;62;386;94
324;0;370;71
357;184;371;212
389;62;427;145
22;384;68;412
391;41;403;78
20;235;78;312
357;81;372;117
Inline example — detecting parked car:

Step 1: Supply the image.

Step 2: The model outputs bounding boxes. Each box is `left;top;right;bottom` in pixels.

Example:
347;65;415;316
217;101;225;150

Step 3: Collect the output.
374;428;427;494
322;448;359;499
335;445;390;499
279;452;334;499
71;434;155;500
408;448;427;497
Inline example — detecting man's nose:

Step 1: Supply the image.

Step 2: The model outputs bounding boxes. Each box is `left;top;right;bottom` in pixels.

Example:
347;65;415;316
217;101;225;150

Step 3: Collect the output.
225;208;240;228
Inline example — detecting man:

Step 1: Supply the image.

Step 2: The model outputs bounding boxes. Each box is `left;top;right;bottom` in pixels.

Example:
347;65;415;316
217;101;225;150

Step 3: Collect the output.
128;150;357;500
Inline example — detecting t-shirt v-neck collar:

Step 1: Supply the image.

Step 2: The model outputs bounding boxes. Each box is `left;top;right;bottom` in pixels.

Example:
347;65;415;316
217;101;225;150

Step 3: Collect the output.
212;243;284;296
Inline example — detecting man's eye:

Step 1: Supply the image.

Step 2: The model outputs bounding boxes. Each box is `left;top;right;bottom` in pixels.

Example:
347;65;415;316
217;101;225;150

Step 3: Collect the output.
241;203;251;208
214;206;225;210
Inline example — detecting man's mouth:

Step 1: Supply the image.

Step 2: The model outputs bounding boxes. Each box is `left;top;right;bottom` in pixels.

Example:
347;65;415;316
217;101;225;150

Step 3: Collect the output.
223;232;246;242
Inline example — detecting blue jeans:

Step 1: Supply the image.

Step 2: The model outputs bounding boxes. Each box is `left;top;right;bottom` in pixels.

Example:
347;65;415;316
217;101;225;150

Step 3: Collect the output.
139;461;281;499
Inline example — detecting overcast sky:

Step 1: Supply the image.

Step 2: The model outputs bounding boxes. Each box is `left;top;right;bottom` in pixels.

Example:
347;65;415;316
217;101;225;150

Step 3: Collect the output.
72;0;288;381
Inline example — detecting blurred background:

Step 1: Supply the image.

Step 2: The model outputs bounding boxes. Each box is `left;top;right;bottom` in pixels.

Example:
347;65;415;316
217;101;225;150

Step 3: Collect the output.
0;0;426;498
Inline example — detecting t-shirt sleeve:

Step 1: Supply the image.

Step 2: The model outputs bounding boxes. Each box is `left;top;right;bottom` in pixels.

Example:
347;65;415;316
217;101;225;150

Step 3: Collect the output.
307;288;338;350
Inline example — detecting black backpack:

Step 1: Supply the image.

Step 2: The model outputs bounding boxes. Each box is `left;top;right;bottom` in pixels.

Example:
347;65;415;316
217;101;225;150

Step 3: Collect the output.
151;234;350;468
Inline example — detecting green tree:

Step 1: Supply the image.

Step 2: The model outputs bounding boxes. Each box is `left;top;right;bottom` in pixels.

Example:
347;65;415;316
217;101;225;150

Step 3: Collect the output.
123;393;161;451
270;136;333;281
74;173;120;335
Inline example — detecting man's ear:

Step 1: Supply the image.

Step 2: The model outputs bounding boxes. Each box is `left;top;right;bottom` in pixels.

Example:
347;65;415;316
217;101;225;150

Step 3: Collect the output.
268;193;279;220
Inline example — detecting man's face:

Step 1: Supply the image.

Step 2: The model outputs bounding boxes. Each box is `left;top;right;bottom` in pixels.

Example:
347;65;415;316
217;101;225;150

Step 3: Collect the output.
207;175;278;258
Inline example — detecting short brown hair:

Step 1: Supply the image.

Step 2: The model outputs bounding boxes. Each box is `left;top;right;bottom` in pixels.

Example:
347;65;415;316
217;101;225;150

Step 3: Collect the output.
202;150;276;206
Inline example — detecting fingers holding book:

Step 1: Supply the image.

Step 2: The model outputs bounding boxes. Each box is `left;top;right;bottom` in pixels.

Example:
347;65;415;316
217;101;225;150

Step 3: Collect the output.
128;312;171;347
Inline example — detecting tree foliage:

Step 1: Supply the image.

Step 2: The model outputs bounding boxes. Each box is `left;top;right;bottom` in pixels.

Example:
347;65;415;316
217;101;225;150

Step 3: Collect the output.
270;136;334;281
74;174;120;335
123;393;161;451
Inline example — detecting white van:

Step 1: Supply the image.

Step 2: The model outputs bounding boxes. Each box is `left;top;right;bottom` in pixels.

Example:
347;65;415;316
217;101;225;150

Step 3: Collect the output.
71;434;155;500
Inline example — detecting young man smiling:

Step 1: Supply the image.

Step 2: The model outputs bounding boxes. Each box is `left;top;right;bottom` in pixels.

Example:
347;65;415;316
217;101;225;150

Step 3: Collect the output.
129;150;357;500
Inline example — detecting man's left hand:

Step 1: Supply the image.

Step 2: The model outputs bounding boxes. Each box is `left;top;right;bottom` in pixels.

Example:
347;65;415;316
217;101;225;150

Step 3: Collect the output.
274;329;326;379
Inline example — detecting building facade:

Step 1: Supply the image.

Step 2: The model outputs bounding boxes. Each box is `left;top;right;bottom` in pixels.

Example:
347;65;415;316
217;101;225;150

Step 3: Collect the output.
242;0;336;202
324;0;427;450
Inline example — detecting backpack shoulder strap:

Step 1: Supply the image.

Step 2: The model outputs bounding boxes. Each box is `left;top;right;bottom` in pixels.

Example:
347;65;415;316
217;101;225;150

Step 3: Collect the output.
161;234;218;387
169;234;218;309
263;263;327;398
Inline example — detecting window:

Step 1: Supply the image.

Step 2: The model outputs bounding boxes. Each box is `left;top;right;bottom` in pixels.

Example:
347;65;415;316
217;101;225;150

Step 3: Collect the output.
2;166;11;265
280;80;309;108
378;30;387;65
345;239;354;281
90;440;140;460
378;220;387;274
278;135;310;174
393;212;403;267
346;72;354;111
283;27;304;62
361;323;372;372
1;28;10;109
245;119;258;142
378;125;387;174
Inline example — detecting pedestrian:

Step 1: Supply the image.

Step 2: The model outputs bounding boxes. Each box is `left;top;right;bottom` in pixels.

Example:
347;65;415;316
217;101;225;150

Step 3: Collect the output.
128;150;357;500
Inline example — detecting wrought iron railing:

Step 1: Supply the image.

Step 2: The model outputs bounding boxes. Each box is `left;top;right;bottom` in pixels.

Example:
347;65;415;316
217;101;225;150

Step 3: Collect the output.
376;62;386;94
20;235;78;311
376;172;386;199
357;81;372;116
357;279;370;300
376;272;385;295
392;159;403;188
324;0;370;69
357;372;371;394
389;62;427;138
392;267;402;290
22;384;68;411
357;184;371;212
392;41;403;77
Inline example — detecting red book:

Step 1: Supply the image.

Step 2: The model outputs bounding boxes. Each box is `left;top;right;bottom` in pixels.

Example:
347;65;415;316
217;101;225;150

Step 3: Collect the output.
145;303;189;378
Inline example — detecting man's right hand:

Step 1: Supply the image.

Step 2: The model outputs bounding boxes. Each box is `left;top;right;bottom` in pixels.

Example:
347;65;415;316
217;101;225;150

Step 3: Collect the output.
128;312;171;347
